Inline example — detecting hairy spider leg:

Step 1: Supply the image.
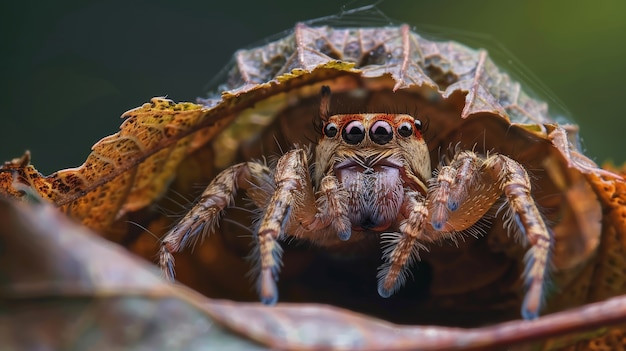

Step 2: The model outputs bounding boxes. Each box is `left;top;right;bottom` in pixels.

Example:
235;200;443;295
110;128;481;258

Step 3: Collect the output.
160;148;351;305
377;191;429;297
376;150;551;320
483;154;553;320
431;150;498;232
439;151;552;319
159;162;272;281
377;152;498;299
254;149;351;304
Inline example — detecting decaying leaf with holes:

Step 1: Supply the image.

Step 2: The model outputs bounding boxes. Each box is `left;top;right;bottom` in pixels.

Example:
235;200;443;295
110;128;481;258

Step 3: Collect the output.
2;23;626;350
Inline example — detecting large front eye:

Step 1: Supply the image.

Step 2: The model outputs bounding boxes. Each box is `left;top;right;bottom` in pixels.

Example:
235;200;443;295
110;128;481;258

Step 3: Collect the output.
342;120;365;144
324;122;338;137
369;120;393;145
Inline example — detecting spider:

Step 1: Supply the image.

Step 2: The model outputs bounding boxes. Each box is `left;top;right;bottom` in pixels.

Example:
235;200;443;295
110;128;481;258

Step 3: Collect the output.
159;86;552;320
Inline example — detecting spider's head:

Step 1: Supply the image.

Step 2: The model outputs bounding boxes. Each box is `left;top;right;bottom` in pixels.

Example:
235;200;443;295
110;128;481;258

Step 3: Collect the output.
314;86;431;232
316;113;431;191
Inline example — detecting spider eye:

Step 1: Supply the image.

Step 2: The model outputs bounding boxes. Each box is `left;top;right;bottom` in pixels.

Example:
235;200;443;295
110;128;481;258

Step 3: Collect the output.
324;122;338;137
397;121;413;137
369;120;393;145
342;120;365;145
414;119;422;131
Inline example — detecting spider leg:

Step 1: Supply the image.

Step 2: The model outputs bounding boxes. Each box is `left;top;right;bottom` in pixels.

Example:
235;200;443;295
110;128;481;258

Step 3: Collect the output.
484;154;553;320
253;149;351;304
377;150;495;298
447;151;482;211
159;162;272;281
430;150;499;232
427;150;551;319
160;146;351;305
429;165;457;231
298;174;351;240
377;191;429;298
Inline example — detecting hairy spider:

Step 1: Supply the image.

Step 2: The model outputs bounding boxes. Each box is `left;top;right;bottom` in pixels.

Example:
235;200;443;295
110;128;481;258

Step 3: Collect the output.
159;86;551;320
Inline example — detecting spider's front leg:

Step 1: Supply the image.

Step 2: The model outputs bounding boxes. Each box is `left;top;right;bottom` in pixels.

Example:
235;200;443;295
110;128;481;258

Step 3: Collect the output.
254;148;351;304
433;151;553;319
483;154;553;320
159;161;273;281
377;152;498;298
377;191;430;298
429;150;500;232
160;148;350;305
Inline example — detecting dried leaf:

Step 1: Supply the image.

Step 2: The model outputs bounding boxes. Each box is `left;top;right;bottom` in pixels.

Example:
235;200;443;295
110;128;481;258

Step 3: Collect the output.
2;197;626;351
0;197;271;350
0;99;218;231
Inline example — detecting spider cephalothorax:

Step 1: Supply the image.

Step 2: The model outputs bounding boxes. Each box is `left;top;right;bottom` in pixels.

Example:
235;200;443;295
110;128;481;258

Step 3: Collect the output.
316;114;429;232
160;86;552;319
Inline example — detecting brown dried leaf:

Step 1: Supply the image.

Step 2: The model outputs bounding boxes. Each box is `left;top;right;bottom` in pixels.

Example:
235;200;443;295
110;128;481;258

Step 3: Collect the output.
0;197;268;350
0;99;212;231
2;197;626;351
0;61;359;233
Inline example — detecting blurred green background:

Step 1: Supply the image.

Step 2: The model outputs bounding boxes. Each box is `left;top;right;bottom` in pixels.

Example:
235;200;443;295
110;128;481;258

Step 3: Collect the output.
2;0;625;174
